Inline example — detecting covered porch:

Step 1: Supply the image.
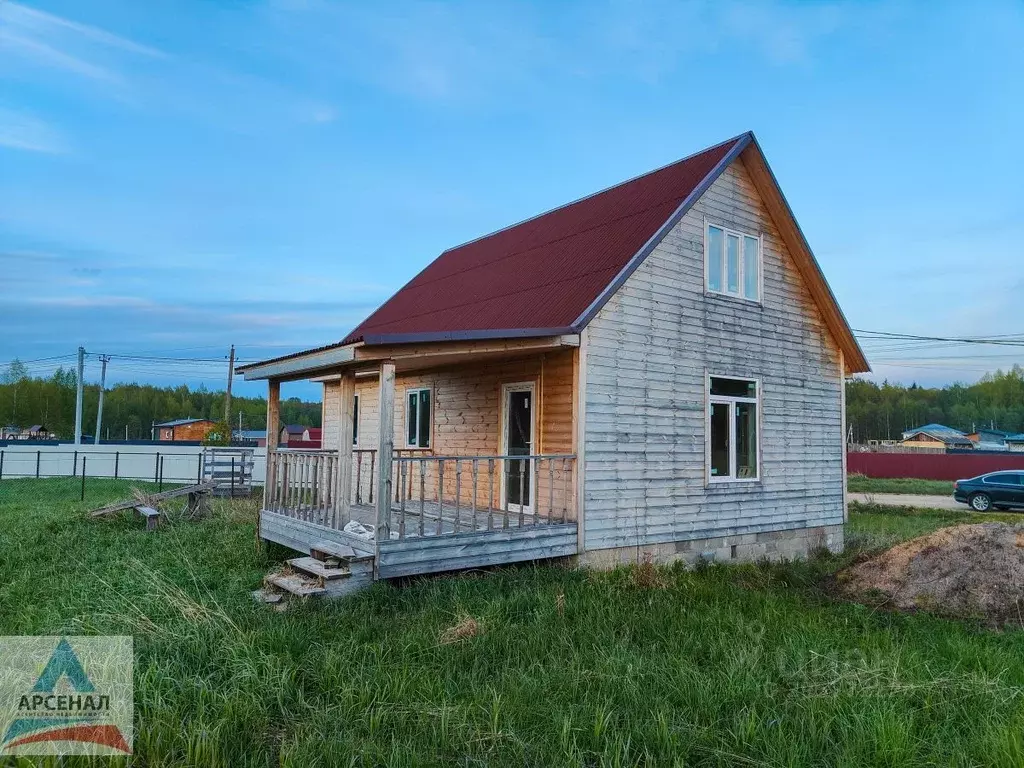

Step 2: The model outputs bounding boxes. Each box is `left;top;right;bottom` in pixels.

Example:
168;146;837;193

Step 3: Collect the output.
240;335;582;580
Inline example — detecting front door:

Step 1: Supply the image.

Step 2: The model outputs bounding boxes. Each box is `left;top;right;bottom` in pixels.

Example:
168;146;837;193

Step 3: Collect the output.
502;383;535;514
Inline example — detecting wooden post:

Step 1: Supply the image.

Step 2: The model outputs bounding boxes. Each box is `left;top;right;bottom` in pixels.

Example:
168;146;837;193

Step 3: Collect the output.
840;349;848;525
573;330;588;552
264;379;281;512
335;371;355;528
375;361;396;553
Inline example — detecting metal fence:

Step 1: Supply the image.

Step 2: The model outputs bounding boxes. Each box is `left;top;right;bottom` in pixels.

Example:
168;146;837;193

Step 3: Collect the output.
0;449;246;503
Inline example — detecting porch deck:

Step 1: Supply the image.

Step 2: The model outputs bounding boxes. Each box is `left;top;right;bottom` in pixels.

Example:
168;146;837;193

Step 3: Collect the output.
259;448;579;580
259;504;578;579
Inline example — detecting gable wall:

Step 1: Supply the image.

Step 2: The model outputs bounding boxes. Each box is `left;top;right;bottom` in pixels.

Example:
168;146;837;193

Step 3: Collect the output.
582;157;844;551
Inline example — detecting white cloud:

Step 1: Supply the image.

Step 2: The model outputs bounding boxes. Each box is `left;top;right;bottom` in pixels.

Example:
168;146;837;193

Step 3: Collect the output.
0;2;165;59
0;1;164;87
0;108;68;153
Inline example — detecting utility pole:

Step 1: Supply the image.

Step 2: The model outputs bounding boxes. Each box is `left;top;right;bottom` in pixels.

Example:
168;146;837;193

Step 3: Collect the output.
74;347;85;445
224;344;235;431
94;354;110;445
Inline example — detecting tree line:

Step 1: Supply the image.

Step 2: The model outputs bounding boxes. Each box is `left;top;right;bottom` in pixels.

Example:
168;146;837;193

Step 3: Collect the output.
7;360;1022;445
0;362;321;440
846;366;1024;442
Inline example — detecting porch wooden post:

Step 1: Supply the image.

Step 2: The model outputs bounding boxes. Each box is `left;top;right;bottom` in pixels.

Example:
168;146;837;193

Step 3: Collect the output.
335;371;355;527
264;379;280;511
375;361;396;545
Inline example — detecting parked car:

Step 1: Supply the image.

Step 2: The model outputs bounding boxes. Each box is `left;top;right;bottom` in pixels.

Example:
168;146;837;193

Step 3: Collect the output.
953;472;1024;511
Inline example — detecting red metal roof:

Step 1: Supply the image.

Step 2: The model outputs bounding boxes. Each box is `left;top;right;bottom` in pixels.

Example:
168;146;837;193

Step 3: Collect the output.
342;135;746;345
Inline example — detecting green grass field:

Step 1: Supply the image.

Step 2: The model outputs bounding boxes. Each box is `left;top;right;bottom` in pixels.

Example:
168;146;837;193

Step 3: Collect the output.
3;480;1024;766
847;473;955;496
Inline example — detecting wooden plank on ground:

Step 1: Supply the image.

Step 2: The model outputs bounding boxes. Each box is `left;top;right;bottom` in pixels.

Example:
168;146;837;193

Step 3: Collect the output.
89;481;217;518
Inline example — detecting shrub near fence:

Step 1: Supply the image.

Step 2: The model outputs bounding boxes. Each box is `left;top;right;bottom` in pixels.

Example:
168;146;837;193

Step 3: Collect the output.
848;451;1024;481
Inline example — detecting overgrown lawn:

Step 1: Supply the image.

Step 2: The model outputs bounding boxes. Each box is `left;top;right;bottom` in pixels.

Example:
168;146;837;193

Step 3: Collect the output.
2;481;1024;766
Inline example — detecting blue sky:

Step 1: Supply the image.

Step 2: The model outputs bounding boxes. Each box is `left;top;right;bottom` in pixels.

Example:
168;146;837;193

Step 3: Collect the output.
2;0;1022;399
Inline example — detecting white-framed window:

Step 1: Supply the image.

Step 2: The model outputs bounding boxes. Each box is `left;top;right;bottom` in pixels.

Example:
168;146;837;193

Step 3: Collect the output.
707;375;760;482
405;387;431;448
352;394;359;446
706;221;761;302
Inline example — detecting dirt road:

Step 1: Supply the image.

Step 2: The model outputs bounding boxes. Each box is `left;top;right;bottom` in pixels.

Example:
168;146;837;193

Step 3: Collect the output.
849;492;962;511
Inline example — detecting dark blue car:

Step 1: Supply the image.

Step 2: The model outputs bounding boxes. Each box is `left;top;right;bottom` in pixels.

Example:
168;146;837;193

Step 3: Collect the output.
953;471;1024;512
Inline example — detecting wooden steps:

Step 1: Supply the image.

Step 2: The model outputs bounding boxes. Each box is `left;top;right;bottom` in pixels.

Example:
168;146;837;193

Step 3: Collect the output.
258;549;376;607
287;556;351;581
310;540;373;563
265;573;326;598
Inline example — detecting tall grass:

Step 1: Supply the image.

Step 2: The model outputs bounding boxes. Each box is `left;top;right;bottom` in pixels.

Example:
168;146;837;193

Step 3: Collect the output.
2;482;1024;765
847;473;955;496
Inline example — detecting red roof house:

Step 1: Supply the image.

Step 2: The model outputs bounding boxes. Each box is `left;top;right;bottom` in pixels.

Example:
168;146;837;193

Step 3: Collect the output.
239;132;868;583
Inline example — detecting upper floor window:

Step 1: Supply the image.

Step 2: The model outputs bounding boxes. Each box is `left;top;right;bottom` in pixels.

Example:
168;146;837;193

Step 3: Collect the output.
706;222;761;302
405;387;431;448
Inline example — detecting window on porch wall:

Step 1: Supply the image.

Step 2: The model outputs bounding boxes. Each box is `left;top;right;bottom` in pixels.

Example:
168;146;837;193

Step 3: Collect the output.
405;388;431;448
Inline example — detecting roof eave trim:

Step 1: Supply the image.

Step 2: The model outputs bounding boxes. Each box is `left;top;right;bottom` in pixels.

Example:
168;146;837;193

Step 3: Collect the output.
740;135;870;374
358;327;576;345
568;132;754;332
237;344;358;381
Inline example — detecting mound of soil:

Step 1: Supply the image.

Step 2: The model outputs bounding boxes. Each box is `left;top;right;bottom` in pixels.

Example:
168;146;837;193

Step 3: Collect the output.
842;523;1024;623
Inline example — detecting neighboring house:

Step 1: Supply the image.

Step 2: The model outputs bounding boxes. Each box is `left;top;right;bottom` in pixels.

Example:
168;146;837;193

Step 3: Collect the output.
966;428;1011;450
279;424;322;449
3;425;52;440
899;423;974;451
1006;435;1024;453
237;131;869;585
154;418;217;442
234;429;268;447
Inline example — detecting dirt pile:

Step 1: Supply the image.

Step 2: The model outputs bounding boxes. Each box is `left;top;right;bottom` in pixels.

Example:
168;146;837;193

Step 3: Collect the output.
842;523;1024;623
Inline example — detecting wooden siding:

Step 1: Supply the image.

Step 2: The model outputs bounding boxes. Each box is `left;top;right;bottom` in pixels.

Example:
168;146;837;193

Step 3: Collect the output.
377;523;577;578
322;350;577;518
260;510;375;556
582;157;844;551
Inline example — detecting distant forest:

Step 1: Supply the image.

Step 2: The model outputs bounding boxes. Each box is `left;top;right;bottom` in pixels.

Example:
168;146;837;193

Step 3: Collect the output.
6;360;1023;444
846;366;1024;442
0;361;321;440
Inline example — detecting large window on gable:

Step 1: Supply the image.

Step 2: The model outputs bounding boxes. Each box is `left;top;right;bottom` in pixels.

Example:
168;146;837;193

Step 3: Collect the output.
706;222;761;302
405;387;431;448
708;375;759;482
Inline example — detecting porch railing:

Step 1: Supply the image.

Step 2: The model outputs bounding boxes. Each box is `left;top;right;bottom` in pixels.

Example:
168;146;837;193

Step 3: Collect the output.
387;454;576;539
265;449;346;528
264;449;577;541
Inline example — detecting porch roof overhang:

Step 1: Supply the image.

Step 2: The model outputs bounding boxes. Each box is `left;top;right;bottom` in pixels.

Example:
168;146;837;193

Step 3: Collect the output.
236;333;580;382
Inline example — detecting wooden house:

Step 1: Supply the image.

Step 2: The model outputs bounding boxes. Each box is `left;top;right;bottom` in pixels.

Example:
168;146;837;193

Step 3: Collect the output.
238;132;869;582
154;418;216;442
899;424;974;451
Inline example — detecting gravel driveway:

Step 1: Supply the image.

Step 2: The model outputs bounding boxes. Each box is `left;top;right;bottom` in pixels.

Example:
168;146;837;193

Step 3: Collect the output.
849;492;962;511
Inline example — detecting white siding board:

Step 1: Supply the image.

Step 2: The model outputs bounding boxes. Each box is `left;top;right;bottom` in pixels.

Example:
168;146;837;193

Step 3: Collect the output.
583;159;844;551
